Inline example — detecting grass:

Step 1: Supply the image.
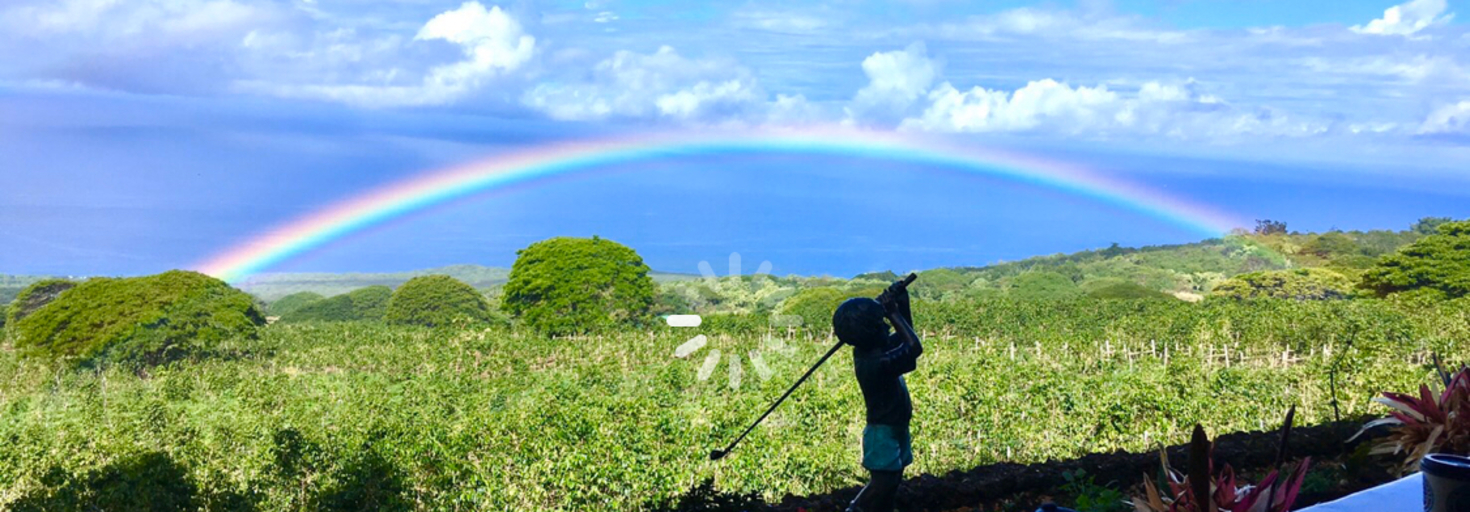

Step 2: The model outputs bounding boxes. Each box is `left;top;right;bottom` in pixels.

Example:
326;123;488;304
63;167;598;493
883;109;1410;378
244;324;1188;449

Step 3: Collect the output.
0;299;1464;510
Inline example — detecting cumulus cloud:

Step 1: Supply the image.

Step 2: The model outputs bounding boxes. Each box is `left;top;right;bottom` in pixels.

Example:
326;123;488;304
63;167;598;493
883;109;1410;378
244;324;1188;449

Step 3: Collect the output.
845;42;940;125
240;1;534;107
1352;0;1454;36
1419;101;1470;134
899;78;1327;139
521;46;765;122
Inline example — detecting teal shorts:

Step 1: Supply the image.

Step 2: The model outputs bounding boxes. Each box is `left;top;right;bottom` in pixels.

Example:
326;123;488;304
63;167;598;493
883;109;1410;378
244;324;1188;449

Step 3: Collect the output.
861;424;913;472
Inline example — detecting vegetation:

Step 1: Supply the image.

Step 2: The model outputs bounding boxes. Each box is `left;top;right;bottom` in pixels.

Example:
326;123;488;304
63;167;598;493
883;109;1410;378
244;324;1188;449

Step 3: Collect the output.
266;291;325;317
1361;220;1470;300
384;275;493;328
1133;423;1308;512
776;285;884;331
1354;364;1470;475
280;286;392;323
1211;268;1355;301
0;297;1463;510
502;237;656;334
7;270;264;367
4;278;75;330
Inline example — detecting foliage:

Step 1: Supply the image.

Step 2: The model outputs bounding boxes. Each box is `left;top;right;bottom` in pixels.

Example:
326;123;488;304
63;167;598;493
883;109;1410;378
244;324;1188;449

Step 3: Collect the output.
1211;268;1355;301
4;279;76;333
776;285;884;333
383;276;493;328
1361;220;1470;299
1083;280;1176;301
1061;469;1129;512
265;291;324;317
502;237;656;334
1133;424;1309;512
1353;364;1470;475
234;264;509;302
280;286;391;323
1413;216;1454;235
1008;271;1080;300
644;478;766;512
1254;220;1288;236
854;270;900;282
9;452;201;512
9;270;264;367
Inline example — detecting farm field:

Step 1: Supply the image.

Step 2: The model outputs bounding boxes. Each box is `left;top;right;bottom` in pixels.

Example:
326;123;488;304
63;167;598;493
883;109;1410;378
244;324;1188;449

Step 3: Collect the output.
2;298;1465;510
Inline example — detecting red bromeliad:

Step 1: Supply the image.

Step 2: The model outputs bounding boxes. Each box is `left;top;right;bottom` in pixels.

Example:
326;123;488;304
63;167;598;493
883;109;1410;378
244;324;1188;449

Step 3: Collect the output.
1353;364;1470;475
1134;418;1310;512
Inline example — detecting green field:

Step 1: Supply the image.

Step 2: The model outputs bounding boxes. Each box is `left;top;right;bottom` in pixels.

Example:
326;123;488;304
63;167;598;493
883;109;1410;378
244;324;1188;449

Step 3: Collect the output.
2;298;1465;510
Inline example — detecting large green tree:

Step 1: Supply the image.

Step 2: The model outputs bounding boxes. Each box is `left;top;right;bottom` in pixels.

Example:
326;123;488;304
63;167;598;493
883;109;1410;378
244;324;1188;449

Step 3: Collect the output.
1212;268;1354;300
384;276;492;328
1361;220;1470;299
501;237;654;334
10;271;263;366
281;286;392;323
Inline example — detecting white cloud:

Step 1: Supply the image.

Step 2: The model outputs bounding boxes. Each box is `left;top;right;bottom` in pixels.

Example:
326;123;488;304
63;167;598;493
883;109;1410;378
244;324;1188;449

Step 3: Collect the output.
416;3;535;88
1352;0;1454;36
1419;101;1470;134
846;42;940;124
891;8;1187;43
900;78;1326;140
240;1;534;107
521;46;766;122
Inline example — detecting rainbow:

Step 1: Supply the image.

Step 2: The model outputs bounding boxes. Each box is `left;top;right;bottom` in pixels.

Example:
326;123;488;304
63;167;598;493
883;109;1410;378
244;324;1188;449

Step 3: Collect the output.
194;127;1248;283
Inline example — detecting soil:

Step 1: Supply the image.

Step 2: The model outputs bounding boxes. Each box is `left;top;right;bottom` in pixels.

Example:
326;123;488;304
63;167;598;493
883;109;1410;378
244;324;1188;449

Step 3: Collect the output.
653;417;1402;512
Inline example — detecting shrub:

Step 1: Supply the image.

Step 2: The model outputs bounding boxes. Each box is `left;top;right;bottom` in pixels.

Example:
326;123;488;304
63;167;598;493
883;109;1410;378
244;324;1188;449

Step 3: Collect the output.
5;279;76;331
1352;364;1470;475
1212;268;1354;300
776;285;884;333
266;291;325;317
501;237;655;334
1007;271;1080;300
1082;279;1174;300
10;270;264;367
1361;219;1470;299
384;275;492;328
280;286;391;323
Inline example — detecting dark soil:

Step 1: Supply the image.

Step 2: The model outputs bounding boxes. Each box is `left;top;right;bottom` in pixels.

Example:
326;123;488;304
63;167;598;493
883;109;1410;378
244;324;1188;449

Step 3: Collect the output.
651;417;1400;512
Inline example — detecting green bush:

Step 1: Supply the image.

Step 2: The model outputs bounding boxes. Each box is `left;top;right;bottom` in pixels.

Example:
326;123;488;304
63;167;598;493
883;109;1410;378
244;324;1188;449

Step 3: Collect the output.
776;285;885;333
266;291;325;317
5;279;76;332
1361;220;1470;299
1212;268;1354;300
280;286;391;323
501;237;655;334
9;270;264;366
1007;271;1081;300
1083;280;1175;300
384;275;493;328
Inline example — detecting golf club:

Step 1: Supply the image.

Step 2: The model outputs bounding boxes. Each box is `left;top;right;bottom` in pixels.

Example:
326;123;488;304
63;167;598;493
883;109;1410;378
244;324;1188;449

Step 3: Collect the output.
710;273;918;461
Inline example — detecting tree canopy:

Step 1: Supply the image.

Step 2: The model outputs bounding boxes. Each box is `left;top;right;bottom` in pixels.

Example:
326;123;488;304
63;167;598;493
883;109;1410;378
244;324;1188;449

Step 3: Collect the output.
501;237;655;334
1211;268;1354;301
9;271;263;366
1361;219;1470;300
280;286;392;323
266;291;325;318
384;275;493;328
5;279;75;331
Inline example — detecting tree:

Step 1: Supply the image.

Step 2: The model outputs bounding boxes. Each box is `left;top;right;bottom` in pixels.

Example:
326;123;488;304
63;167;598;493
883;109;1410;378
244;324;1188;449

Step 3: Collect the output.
267;291;325;318
10;271;263;367
384;276;493;328
281;286;392;323
1081;278;1174;300
1212;268;1354;300
1361;220;1470;299
1254;219;1287;236
1412;216;1453;235
776;285;885;333
1007;271;1080;300
502;237;655;334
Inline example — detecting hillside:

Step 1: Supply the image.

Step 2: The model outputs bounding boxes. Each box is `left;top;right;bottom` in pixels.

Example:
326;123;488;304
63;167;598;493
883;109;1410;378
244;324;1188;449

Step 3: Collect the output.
233;264;701;301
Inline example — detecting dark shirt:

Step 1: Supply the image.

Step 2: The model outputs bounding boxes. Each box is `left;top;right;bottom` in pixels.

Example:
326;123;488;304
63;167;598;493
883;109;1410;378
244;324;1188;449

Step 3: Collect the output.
853;331;921;427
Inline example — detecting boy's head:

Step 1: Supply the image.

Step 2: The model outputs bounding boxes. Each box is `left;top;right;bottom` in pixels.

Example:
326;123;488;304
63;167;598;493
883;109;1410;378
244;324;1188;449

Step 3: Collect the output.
832;297;890;349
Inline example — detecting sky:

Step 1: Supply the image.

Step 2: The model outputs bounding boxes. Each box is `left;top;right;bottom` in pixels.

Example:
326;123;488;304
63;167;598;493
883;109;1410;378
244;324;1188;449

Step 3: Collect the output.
1;0;1469;278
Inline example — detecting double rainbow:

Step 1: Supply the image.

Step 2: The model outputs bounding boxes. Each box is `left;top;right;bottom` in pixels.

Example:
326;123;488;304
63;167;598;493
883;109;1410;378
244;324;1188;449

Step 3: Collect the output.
194;128;1246;283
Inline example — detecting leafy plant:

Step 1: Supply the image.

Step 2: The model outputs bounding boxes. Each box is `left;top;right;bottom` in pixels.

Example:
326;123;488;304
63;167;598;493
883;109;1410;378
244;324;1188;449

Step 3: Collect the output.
1352;361;1470;475
4;278;75;332
280;286;391;323
1361;219;1470;299
501;236;655;334
1133;419;1309;512
1061;469;1128;512
265;291;325;318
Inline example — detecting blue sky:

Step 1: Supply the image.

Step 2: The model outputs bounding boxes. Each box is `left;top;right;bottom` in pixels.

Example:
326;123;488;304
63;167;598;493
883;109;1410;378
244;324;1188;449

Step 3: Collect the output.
1;0;1469;277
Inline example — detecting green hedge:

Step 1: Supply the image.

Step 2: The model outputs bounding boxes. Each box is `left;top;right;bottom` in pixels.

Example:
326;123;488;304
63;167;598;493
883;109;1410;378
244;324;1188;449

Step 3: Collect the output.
9;270;263;366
